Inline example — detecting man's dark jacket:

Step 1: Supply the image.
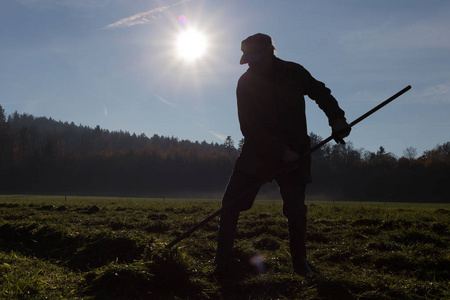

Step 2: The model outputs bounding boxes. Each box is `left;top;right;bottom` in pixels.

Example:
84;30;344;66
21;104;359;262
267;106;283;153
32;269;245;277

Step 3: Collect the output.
234;57;346;182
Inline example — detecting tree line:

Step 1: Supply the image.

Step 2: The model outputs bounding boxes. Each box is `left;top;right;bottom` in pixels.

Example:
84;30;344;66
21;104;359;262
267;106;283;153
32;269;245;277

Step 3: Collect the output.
0;105;449;202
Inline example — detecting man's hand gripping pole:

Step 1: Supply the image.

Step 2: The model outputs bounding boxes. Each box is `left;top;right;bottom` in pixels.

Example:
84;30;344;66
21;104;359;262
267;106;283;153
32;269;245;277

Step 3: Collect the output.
166;85;411;248
309;85;411;154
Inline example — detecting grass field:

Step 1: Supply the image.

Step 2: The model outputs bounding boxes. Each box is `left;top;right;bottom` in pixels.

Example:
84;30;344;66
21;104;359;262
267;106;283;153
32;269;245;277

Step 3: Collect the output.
0;195;449;299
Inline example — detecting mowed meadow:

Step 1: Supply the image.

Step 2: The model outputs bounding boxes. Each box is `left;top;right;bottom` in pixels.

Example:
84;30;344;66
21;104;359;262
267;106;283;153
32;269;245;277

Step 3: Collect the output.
0;195;449;299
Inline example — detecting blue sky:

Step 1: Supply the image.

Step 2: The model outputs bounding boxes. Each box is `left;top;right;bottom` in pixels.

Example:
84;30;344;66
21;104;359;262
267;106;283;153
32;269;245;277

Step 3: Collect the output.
1;0;449;157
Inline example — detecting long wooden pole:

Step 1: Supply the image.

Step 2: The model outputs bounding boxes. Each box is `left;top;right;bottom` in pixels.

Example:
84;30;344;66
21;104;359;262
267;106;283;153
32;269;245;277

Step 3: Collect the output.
166;85;411;248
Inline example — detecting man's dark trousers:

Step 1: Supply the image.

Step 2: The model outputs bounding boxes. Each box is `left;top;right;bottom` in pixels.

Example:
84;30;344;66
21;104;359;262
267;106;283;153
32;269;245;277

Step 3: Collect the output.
214;169;308;270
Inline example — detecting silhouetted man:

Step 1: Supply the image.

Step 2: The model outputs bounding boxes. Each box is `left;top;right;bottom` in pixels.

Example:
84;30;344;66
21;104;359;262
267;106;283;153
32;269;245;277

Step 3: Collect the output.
214;33;351;276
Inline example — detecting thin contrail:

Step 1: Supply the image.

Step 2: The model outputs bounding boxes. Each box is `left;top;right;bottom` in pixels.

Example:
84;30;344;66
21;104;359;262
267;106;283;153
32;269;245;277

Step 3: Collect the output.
156;94;177;108
208;130;227;141
104;0;191;29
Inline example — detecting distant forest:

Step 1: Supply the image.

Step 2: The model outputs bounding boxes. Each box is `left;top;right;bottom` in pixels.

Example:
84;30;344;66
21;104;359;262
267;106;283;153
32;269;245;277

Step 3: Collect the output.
1;104;449;202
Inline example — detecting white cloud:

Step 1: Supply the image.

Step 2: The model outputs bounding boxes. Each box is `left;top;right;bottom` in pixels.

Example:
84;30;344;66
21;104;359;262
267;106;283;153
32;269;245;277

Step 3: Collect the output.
422;83;450;97
394;83;450;105
104;0;191;29
418;83;450;103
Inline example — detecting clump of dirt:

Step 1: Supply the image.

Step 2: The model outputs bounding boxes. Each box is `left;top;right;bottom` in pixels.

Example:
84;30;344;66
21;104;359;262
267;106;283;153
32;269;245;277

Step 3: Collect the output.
83;264;153;299
253;236;280;251
0;223;80;260
147;213;168;220
351;218;382;227
145;221;171;233
87;205;101;214
56;205;67;211
84;246;204;299
435;208;449;214
70;237;143;270
374;252;415;272
431;222;448;234
0;203;19;208
147;247;201;296
38;205;55;211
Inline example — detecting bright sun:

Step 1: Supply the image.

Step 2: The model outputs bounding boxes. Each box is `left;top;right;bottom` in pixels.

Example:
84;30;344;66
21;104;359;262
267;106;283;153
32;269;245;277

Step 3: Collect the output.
176;29;207;61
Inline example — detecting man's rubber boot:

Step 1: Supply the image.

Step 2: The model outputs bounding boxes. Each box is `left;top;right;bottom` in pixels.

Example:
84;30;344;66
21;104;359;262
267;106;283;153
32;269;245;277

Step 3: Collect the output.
293;256;313;276
288;219;313;276
214;211;239;274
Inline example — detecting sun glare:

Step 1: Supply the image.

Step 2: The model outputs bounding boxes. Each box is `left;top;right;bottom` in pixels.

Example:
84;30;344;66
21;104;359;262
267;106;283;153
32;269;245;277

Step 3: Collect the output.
176;29;207;61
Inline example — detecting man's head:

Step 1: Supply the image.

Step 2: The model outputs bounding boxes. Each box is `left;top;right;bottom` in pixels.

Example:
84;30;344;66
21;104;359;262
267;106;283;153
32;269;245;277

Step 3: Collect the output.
240;33;275;65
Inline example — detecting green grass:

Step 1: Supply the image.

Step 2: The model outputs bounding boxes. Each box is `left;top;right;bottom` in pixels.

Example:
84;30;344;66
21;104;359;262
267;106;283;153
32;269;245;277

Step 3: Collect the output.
0;195;449;299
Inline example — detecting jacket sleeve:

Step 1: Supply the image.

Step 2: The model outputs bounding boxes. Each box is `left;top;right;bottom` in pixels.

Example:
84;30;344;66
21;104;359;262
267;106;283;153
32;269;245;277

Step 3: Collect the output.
237;75;290;159
300;67;346;125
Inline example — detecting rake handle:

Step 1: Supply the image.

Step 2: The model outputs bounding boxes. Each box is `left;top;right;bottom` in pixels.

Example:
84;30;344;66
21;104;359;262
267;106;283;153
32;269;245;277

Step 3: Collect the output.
166;85;411;248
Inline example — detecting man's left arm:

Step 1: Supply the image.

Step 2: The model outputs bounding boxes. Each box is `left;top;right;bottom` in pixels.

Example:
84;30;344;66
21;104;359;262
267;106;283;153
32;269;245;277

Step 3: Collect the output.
301;68;351;143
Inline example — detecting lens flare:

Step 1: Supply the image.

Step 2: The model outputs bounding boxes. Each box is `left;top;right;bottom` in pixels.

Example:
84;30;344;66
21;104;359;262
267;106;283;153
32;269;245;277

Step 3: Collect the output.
178;15;187;26
250;255;267;274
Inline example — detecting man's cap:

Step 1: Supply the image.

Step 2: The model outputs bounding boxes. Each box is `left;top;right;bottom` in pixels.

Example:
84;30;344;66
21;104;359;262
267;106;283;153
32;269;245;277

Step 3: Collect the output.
240;33;273;65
